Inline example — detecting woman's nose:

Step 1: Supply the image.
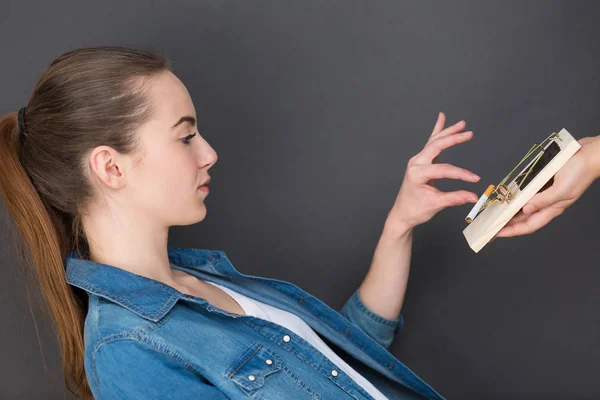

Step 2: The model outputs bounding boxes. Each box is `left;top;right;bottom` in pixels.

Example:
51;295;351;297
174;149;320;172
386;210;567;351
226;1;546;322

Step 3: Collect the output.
199;143;218;169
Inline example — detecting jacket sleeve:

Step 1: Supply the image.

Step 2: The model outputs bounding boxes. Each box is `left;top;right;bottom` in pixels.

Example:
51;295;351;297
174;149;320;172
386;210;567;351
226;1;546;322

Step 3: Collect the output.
90;339;230;400
339;288;404;350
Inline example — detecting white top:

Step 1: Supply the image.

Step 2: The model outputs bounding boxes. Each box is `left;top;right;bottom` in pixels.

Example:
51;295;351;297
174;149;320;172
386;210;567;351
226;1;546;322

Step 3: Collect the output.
204;280;389;400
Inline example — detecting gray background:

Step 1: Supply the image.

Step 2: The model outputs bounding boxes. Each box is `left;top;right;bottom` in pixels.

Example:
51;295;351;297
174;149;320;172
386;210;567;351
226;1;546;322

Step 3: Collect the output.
1;1;599;399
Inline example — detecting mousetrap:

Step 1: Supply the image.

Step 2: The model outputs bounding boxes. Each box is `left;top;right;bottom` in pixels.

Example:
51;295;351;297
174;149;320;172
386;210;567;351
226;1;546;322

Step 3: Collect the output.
463;129;581;253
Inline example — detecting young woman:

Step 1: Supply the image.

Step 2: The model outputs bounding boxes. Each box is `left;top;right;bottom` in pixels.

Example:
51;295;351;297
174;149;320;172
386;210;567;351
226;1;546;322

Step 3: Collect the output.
0;46;484;400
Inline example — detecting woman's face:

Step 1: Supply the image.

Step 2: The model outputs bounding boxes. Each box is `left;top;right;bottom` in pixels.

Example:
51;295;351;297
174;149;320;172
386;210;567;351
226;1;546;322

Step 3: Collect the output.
93;70;218;228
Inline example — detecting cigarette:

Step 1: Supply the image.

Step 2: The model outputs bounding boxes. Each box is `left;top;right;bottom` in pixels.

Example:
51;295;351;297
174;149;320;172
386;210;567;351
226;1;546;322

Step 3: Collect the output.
465;184;495;223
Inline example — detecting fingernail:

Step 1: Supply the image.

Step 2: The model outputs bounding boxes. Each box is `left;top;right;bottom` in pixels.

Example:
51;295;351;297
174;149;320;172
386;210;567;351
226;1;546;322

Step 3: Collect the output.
463;131;472;135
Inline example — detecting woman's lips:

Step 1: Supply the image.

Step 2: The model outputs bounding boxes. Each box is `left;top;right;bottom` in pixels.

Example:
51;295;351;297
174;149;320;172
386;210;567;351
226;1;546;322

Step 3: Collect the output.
197;177;211;193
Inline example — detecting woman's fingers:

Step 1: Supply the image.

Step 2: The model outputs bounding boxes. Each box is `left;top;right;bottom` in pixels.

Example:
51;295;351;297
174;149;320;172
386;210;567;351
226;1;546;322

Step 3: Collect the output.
437;190;479;209
417;130;474;164
415;163;480;183
430;112;446;138
428;117;466;144
432;120;467;142
495;207;562;237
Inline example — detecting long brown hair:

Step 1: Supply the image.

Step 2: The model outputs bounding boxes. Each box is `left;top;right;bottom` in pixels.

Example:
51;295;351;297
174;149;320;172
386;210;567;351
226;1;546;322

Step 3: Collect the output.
0;46;172;398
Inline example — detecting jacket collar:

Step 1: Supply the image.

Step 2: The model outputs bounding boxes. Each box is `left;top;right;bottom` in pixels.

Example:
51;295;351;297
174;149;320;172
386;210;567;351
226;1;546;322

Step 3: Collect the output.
65;247;236;322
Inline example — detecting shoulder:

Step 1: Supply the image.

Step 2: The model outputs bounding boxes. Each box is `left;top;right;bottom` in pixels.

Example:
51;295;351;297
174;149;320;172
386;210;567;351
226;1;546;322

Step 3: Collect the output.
84;294;159;342
84;296;201;397
87;335;199;399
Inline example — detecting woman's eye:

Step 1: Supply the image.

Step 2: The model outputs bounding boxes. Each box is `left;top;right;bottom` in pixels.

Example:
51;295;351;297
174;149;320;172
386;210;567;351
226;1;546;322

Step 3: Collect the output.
180;132;197;145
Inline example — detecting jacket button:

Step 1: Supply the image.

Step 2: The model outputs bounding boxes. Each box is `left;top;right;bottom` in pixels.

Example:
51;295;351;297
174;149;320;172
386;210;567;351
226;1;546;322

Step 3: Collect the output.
283;335;291;342
297;295;305;303
265;359;273;365
331;370;338;377
248;375;256;381
343;327;351;336
387;362;395;369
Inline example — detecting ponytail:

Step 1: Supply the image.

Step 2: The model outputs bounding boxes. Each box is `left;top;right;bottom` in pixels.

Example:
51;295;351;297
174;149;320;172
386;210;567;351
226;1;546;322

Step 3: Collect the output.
0;112;92;398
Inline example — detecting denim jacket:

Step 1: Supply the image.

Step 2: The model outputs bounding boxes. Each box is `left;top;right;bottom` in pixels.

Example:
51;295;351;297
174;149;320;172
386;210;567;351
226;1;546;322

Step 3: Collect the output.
65;247;445;400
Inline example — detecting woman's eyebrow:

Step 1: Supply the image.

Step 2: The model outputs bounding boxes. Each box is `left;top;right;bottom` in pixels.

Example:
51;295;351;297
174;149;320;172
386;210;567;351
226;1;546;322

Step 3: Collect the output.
170;115;196;130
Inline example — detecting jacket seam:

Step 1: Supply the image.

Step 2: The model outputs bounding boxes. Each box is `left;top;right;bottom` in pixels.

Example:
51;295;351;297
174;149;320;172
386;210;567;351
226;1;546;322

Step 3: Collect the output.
91;316;203;397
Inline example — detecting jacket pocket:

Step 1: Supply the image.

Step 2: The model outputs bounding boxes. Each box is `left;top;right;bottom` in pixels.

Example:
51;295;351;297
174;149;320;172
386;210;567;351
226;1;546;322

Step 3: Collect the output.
225;342;283;394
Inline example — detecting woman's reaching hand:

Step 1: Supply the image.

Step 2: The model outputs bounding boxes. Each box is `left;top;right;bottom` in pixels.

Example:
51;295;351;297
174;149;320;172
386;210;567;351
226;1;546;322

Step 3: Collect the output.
385;112;480;234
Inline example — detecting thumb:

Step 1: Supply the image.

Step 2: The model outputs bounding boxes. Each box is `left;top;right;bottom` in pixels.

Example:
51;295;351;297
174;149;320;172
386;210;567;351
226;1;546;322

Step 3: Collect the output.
522;185;558;215
578;137;596;146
